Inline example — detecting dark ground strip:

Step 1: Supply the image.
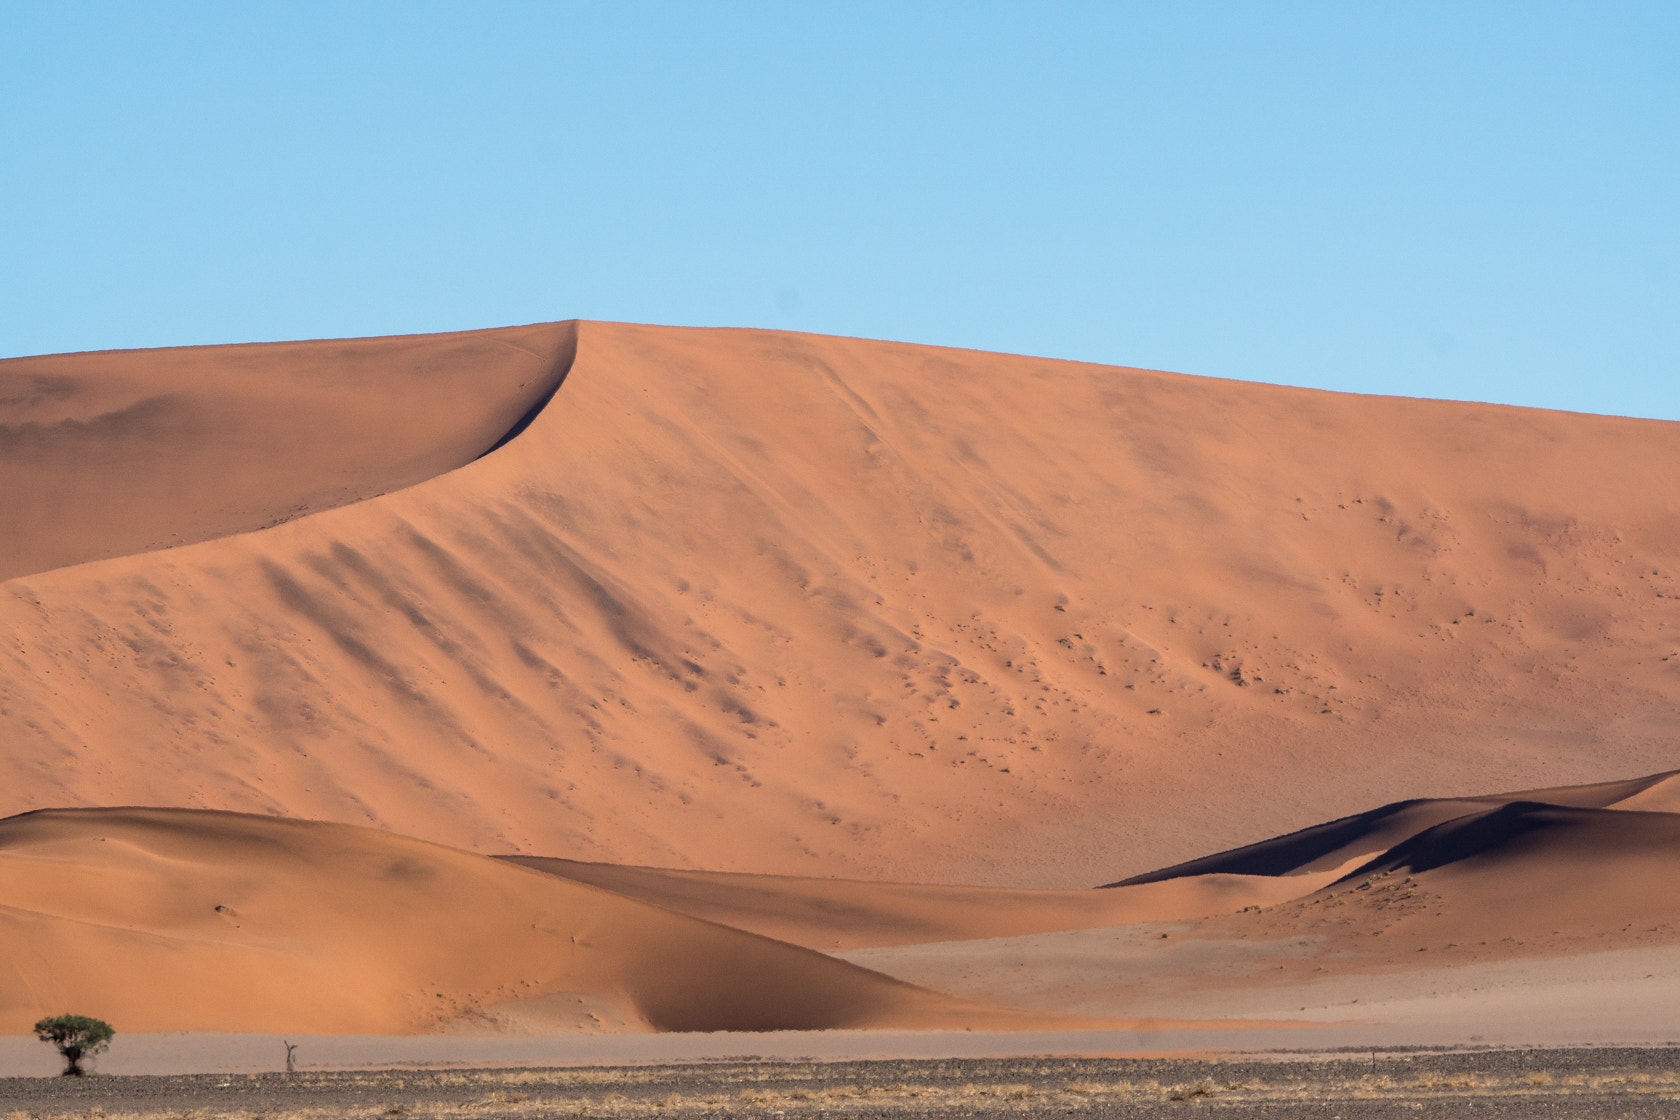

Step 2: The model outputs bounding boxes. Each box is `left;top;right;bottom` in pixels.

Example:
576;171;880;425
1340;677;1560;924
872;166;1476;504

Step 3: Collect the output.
2;1049;1678;1119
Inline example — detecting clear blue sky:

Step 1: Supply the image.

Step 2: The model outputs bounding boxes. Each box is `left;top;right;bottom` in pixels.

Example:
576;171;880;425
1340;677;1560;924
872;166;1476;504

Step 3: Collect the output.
3;3;1676;419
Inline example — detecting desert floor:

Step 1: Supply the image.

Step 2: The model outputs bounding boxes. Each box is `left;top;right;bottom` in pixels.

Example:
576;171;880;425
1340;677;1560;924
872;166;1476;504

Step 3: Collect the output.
4;1051;1680;1119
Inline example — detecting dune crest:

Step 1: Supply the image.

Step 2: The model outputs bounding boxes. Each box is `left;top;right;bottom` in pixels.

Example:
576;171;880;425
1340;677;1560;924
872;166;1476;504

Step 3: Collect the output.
0;323;576;581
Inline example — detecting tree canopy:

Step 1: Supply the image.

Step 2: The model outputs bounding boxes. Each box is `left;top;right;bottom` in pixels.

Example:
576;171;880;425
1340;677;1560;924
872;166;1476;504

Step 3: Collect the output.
34;1014;115;1077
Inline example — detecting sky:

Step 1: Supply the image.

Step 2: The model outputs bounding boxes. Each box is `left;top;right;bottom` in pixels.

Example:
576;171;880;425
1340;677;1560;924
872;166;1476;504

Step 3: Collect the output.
2;2;1677;419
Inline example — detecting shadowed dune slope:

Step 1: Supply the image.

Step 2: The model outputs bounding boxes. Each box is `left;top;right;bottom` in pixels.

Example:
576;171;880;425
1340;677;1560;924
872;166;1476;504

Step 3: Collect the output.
0;807;1087;1036
0;323;576;581
5;322;1680;885
501;856;1349;951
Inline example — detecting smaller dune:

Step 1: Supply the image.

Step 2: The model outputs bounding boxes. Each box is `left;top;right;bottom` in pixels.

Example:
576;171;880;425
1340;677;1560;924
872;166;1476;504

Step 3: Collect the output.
1109;769;1680;885
1109;772;1680;959
841;771;1680;1031
1211;798;1680;969
0;808;1102;1036
1134;773;1680;959
6;774;1677;1040
1342;801;1680;926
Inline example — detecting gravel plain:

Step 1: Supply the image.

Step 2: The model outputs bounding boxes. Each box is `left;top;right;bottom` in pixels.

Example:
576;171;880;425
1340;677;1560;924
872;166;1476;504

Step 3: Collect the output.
4;1049;1680;1120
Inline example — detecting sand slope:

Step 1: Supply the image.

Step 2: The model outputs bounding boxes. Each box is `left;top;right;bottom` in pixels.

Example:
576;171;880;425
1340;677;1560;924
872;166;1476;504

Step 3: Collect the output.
4;322;1680;885
0;807;1091;1036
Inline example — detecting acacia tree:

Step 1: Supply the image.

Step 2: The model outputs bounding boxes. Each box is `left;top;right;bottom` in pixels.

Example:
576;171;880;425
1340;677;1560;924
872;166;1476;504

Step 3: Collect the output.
34;1014;114;1077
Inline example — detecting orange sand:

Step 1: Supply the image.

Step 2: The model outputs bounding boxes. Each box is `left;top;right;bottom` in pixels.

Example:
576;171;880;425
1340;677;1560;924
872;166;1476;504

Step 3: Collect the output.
5;322;1680;887
4;321;1680;1040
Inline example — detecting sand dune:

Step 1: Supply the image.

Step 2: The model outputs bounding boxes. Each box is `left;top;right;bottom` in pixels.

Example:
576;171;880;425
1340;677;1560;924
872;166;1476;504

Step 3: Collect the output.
4;321;1680;888
1203;797;1680;966
1326;802;1680;947
0;807;1102;1036
1600;771;1680;813
1111;769;1680;883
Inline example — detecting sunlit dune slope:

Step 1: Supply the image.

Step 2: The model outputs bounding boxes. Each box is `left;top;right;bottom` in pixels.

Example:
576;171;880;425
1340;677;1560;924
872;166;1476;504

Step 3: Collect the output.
0;323;575;581
0;807;1080;1036
502;856;1348;951
4;322;1680;884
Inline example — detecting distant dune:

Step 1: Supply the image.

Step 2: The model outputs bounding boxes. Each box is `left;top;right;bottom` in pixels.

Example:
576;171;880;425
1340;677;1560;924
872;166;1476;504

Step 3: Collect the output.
4;321;1680;890
1132;770;1680;962
1110;768;1680;883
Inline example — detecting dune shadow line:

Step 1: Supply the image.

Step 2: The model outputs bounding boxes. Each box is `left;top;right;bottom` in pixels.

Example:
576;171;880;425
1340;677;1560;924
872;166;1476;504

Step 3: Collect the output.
475;321;580;460
1103;799;1437;886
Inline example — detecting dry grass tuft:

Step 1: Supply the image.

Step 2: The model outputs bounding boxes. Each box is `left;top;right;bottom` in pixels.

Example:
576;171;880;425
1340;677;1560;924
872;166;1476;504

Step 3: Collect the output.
1166;1079;1215;1101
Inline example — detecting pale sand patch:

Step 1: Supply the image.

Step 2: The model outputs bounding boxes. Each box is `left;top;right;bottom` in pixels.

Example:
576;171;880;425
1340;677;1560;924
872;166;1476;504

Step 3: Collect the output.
843;936;1680;1046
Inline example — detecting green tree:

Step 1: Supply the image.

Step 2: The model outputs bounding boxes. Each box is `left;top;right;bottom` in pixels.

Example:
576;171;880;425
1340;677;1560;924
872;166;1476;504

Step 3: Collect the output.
33;1014;114;1077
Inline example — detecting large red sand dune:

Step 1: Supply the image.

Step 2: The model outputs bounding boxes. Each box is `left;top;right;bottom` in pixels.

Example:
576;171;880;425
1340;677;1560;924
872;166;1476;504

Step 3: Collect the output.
4;321;1680;890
